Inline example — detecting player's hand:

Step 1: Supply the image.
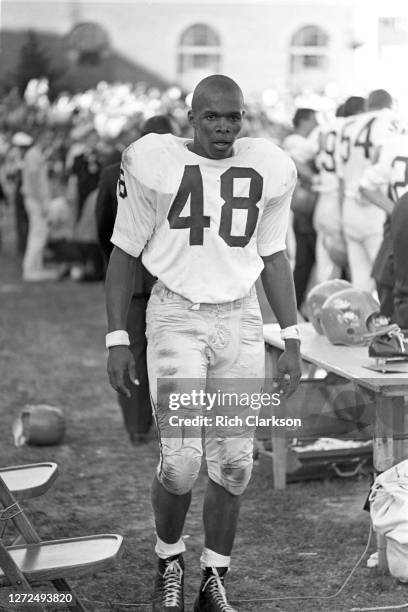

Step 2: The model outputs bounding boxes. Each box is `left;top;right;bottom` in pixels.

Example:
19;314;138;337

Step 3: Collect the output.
276;341;302;398
107;346;139;397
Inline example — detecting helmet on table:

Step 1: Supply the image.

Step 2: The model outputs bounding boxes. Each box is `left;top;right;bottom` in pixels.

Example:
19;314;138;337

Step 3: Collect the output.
320;288;380;345
305;279;352;334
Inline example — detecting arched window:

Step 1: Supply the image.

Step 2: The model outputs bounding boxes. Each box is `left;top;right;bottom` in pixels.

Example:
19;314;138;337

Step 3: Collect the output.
290;25;329;73
178;24;221;81
66;22;110;66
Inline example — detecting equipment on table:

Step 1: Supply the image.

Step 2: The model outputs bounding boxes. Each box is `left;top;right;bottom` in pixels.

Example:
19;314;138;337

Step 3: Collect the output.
305;279;351;334
320;288;380;346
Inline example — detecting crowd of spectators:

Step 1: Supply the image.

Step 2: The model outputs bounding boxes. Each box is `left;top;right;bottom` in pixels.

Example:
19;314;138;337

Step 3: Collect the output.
0;78;302;280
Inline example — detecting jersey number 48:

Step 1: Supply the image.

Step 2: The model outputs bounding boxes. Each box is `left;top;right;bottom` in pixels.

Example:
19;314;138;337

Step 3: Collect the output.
167;165;263;247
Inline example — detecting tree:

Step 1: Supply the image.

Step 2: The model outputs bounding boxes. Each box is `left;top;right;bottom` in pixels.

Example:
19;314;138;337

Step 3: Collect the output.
15;30;54;97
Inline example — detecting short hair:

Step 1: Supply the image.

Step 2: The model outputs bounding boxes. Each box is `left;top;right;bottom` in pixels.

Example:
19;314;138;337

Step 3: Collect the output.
293;108;315;128
343;96;366;117
141;115;174;136
191;75;244;112
335;103;345;118
367;89;393;111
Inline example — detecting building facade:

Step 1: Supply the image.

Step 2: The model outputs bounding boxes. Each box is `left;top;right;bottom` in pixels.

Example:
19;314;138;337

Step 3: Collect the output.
1;0;408;101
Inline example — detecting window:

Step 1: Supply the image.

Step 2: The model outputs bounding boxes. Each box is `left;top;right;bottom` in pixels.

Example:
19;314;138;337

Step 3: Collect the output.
178;24;221;79
66;22;110;66
378;17;408;47
290;25;329;73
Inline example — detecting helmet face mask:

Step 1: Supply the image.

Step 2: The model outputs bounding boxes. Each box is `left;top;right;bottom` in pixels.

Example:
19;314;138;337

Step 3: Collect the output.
305;280;352;334
320;289;380;345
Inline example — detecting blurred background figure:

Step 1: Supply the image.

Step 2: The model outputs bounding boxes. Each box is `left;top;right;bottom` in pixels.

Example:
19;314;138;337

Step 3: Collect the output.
15;130;59;281
67;126;105;281
312;97;366;285
95;114;173;444
338;89;404;294
313;103;346;284
283;108;319;314
1;138;28;256
392;192;408;330
360;123;408;318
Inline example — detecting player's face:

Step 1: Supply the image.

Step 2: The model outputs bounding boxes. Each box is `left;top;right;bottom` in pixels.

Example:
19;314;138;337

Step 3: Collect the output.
188;90;244;159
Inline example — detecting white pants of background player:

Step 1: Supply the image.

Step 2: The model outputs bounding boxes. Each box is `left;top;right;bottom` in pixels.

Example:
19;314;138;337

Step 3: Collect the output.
313;191;342;283
342;196;385;293
146;280;265;498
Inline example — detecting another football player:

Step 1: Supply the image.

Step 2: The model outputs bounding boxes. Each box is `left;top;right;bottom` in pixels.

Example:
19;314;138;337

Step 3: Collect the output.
360;130;408;318
338;89;404;293
313;97;365;283
105;75;302;611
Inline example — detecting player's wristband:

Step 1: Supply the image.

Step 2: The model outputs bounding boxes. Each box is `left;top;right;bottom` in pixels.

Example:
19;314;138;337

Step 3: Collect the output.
280;325;301;341
105;330;130;348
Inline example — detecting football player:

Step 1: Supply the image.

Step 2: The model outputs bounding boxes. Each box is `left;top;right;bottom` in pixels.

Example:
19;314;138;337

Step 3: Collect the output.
360;130;408;318
338;89;403;293
313;97;365;282
105;75;302;611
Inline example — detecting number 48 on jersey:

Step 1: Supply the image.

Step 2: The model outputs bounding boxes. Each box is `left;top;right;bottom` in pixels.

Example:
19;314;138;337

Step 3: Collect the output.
167;165;263;247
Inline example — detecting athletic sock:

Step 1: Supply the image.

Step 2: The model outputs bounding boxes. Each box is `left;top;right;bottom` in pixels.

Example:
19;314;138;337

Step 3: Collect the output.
155;535;186;560
200;547;231;570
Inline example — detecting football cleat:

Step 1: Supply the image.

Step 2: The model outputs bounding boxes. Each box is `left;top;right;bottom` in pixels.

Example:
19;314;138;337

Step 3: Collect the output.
194;567;237;612
152;554;184;611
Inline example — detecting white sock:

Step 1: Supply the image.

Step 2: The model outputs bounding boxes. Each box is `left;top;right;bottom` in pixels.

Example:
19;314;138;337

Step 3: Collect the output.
200;547;231;570
155;535;186;560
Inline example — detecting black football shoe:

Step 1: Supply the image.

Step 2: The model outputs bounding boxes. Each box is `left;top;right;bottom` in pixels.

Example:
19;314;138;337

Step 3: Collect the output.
193;567;237;612
152;554;184;611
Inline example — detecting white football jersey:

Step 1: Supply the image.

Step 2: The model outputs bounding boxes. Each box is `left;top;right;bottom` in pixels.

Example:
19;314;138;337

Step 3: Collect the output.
338;109;403;199
360;133;408;203
111;134;296;303
314;117;344;194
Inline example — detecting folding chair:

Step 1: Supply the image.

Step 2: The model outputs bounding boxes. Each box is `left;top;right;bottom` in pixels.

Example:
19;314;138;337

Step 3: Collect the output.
0;463;123;611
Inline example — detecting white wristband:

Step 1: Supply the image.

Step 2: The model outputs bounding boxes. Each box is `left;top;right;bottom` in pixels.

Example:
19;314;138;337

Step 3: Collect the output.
106;330;130;348
280;325;301;341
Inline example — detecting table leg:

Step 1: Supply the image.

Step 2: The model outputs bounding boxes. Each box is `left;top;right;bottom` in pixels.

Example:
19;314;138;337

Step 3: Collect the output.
373;394;395;573
265;345;287;490
392;396;408;464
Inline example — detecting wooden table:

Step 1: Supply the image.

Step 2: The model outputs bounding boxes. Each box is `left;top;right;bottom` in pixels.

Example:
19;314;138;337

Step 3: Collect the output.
263;322;408;572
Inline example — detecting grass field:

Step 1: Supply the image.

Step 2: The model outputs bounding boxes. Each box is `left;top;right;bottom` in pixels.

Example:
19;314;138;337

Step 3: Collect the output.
0;254;407;612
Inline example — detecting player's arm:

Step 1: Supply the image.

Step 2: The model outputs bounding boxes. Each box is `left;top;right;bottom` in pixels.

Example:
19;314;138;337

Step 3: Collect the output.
258;157;301;397
106;246;138;397
359;187;393;215
261;251;301;398
359;152;394;215
105;144;157;397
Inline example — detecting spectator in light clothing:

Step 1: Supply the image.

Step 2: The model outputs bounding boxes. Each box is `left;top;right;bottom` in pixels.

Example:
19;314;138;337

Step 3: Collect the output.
16;131;58;281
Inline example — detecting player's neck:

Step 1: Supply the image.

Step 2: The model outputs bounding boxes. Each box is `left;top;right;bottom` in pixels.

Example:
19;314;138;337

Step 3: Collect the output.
186;141;234;160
